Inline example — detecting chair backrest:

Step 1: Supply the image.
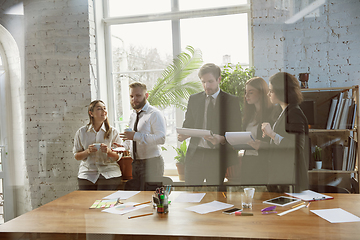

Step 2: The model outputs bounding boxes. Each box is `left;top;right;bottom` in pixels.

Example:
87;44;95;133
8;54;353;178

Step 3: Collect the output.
145;177;173;191
309;185;350;194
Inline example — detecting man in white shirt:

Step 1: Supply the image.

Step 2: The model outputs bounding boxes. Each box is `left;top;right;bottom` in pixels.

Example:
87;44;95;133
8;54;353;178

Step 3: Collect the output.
120;82;166;190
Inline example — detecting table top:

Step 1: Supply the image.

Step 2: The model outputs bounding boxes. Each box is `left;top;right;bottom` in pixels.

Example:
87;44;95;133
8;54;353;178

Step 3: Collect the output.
1;190;360;239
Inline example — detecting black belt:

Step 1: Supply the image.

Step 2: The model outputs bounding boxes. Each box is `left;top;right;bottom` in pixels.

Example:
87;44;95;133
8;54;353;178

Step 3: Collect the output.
135;156;161;161
196;147;218;151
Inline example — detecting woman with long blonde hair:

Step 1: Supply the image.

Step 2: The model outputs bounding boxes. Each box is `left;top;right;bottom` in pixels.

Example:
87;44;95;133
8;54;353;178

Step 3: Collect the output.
73;100;122;190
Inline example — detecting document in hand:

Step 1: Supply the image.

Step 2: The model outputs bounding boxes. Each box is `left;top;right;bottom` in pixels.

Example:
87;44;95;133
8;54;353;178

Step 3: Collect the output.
225;132;255;150
176;127;213;138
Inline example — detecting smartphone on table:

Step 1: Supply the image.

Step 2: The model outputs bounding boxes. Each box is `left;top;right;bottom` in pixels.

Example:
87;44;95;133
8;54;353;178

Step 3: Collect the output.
222;208;242;214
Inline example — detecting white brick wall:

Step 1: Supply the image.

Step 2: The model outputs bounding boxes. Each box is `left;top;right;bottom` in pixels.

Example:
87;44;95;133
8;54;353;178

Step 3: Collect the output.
24;0;95;209
252;0;360;87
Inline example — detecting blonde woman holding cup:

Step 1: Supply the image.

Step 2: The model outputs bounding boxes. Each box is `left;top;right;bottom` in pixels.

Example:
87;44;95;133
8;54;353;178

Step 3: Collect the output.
73;100;123;190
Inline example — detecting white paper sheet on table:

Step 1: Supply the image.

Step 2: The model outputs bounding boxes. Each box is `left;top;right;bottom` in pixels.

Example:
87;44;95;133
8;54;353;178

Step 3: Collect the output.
173;193;206;203
286;190;333;201
310;208;360;223
176;127;213;138
103;191;140;200
101;202;149;215
186;200;233;214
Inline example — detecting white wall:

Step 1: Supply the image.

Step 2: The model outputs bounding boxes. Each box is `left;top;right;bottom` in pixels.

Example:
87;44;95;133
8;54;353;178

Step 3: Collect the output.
252;0;360;88
22;0;96;210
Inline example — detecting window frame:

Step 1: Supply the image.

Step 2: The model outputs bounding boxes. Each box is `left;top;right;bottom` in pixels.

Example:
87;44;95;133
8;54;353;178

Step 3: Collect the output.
99;0;252;126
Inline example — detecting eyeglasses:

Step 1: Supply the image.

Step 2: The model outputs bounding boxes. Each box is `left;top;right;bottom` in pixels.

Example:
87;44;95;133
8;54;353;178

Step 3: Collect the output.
268;89;274;94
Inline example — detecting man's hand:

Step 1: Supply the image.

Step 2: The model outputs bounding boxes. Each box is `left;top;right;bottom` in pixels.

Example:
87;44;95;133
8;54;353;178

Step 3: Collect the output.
247;139;261;150
120;131;136;141
203;134;225;145
177;134;190;142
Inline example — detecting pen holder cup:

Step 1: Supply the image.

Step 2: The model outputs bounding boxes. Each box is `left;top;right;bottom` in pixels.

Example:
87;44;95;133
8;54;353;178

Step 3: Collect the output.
156;192;169;214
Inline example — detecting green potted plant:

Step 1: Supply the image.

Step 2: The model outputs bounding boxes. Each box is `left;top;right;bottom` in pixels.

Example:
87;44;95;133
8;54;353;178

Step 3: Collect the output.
148;45;203;111
313;145;322;169
220;63;255;111
173;141;187;181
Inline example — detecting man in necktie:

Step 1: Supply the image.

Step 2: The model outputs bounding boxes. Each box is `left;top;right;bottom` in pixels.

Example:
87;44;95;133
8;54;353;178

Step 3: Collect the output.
119;82;166;190
178;63;242;187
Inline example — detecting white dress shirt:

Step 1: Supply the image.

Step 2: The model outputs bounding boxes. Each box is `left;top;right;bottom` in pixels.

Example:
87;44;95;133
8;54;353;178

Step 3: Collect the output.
272;106;286;145
198;88;220;148
124;102;166;160
73;123;122;183
244;119;259;156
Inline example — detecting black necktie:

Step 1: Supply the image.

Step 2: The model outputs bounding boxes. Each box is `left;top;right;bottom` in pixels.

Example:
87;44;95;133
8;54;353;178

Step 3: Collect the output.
206;96;214;130
133;111;142;161
206;96;215;148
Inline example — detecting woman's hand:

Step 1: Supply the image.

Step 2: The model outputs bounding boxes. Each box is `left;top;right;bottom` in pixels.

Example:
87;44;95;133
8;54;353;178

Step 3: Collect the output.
261;122;275;139
88;144;97;153
100;143;109;154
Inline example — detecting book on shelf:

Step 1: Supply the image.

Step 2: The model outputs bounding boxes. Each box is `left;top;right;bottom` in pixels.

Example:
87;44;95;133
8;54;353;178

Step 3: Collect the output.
332;144;344;170
338;98;352;129
331;92;344;129
342;146;349;171
326;98;338;129
345;137;357;171
326;92;356;130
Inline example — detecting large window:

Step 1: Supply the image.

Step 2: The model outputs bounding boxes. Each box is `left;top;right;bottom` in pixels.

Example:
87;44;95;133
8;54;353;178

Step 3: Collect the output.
103;0;251;172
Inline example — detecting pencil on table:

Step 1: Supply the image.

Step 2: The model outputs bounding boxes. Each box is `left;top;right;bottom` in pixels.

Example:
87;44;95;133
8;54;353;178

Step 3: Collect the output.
292;202;305;208
222;192;227;199
133;200;152;207
128;212;153;219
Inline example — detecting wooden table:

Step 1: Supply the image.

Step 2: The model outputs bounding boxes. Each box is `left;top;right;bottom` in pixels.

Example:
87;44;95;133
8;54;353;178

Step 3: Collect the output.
0;191;359;239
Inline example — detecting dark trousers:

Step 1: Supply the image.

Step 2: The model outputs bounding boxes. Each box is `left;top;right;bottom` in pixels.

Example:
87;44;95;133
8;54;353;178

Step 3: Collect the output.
78;175;121;191
185;147;226;186
125;156;164;191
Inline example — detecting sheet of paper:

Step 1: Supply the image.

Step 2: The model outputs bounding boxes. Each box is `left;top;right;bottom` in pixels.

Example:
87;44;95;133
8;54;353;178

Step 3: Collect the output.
173;193;206;203
285;190;333;201
225;132;253;145
186;200;233;214
176;127;213;138
311;208;360;223
101;202;149;215
103;191;140;200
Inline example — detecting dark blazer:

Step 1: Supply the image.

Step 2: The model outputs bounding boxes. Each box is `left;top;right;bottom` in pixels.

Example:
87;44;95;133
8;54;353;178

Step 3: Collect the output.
183;90;242;167
268;104;309;192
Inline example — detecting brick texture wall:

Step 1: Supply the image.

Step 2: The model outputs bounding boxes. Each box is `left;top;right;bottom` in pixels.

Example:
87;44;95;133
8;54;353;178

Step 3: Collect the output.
23;0;96;209
252;0;360;87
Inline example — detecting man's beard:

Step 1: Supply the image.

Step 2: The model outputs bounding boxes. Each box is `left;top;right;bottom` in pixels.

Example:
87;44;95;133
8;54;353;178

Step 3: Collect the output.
131;97;146;110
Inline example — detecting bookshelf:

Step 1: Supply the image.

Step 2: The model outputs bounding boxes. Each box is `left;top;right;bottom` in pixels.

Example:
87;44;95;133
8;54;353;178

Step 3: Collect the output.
301;86;359;193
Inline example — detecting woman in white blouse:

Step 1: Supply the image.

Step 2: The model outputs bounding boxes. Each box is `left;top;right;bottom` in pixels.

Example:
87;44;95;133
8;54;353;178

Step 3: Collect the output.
239;77;276;184
73;100;122;190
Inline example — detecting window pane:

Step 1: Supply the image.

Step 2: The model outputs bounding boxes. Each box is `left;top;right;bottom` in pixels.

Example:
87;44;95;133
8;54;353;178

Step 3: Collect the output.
110;21;177;170
181;13;249;66
108;0;171;17
179;0;248;11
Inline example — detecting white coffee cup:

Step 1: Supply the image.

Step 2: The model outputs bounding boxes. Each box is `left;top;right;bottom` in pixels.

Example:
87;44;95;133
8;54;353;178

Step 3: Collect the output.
93;143;101;151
